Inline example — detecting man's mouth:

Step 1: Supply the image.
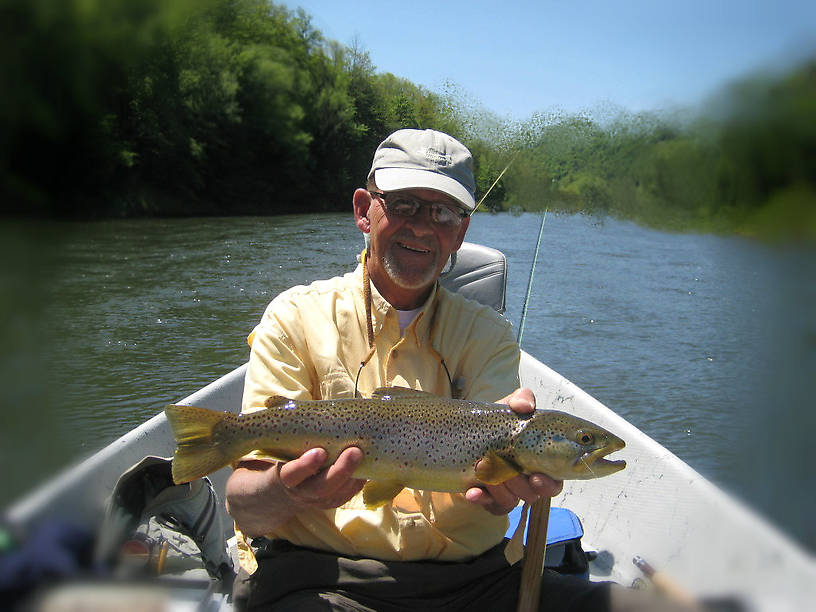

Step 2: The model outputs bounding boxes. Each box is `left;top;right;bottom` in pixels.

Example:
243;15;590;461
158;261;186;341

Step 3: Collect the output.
397;241;431;254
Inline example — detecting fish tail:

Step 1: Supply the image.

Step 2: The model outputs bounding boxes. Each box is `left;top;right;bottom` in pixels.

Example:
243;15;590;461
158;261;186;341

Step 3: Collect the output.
164;404;234;484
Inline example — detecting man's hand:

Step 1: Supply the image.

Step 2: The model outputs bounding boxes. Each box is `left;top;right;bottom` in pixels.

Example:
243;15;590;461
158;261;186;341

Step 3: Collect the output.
278;446;366;509
465;388;563;515
226;446;365;537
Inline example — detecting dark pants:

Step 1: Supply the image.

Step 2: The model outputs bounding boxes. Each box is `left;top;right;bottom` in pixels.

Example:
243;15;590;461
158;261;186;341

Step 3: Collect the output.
233;540;698;612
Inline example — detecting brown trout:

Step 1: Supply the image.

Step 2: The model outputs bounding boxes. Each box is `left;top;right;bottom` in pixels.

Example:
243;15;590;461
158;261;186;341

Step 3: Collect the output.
165;386;626;508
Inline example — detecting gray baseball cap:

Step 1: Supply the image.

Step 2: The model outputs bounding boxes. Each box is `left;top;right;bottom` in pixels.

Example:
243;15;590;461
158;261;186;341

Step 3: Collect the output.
367;129;476;211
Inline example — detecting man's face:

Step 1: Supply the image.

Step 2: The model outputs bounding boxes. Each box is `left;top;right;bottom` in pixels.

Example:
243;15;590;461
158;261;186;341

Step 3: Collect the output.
354;188;469;309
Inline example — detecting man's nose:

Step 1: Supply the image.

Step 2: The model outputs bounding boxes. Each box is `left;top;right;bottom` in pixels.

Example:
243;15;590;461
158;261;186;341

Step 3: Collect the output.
404;206;435;235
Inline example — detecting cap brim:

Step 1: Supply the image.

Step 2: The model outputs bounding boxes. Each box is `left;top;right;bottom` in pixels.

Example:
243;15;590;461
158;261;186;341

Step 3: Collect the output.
375;168;475;211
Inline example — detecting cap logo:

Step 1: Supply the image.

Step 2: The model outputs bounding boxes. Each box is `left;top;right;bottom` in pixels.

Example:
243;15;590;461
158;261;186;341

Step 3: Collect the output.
419;147;452;167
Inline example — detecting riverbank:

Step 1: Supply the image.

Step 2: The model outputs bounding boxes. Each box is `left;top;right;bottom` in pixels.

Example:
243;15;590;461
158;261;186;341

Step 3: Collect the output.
3;1;813;241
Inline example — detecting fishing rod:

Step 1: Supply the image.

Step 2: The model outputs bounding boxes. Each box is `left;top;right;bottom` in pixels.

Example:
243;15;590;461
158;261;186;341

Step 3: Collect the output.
440;154;517;281
461;148;547;345
516;209;547;345
472;151;519;214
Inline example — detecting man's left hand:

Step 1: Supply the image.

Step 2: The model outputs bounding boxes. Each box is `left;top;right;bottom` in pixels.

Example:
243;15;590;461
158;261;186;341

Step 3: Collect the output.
465;388;563;515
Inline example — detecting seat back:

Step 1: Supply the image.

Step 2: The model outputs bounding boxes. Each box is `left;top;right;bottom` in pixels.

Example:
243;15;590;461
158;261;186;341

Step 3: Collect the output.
439;242;507;314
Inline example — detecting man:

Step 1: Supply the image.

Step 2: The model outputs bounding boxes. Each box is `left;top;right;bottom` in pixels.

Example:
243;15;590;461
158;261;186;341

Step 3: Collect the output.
226;129;696;611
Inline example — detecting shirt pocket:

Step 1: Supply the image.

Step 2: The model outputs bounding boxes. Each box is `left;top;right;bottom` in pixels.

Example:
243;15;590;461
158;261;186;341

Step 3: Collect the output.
319;369;356;400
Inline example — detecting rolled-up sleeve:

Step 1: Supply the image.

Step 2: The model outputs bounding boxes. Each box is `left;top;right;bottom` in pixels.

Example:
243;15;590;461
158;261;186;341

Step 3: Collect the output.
243;296;315;414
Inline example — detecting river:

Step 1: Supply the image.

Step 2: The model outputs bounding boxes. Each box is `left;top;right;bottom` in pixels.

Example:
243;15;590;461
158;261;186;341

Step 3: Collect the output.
1;212;813;553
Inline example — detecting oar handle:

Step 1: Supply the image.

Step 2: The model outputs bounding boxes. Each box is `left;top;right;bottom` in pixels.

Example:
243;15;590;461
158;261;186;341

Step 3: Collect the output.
633;556;697;605
516;497;551;612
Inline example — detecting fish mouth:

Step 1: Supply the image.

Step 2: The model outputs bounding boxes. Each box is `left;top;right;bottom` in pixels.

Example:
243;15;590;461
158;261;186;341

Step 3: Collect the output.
574;439;626;475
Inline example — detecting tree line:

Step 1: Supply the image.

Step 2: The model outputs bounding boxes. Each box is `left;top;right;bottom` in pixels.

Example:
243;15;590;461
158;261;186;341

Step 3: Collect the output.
1;0;813;239
497;63;816;240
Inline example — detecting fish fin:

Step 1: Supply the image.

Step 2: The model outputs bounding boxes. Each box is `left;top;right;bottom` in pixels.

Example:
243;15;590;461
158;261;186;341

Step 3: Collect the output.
255;448;295;463
475;451;521;485
362;480;405;509
504;502;530;565
264;395;291;408
164;404;233;484
371;386;437;399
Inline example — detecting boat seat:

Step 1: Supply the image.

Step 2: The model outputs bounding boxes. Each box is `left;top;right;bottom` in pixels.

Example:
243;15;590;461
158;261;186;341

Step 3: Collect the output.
439;242;507;314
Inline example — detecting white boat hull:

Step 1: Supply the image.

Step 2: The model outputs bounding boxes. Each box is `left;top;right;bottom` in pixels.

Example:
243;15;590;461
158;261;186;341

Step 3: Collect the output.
7;355;815;611
519;352;816;611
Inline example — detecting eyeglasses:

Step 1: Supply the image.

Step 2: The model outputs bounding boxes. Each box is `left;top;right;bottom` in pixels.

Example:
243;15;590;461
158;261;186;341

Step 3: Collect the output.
369;191;469;228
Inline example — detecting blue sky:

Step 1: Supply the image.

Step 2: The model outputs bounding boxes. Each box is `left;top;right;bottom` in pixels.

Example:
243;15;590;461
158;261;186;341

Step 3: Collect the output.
282;0;816;119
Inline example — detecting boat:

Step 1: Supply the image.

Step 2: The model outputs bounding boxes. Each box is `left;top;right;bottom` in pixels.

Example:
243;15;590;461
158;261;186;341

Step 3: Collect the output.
5;242;815;611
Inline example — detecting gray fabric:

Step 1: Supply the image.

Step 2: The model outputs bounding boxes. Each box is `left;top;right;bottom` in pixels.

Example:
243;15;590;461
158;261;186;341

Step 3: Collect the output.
439;242;507;314
95;455;232;580
137;515;210;578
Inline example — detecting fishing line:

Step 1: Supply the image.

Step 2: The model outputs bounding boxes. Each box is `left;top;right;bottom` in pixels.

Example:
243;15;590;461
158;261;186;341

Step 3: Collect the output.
580;456;596;476
472;151;519;214
516;209;548;345
462;149;549;344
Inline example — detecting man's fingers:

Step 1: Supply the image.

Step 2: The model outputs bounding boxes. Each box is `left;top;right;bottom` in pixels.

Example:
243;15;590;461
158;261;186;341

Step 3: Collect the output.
332;446;364;477
503;475;541;505
278;448;328;489
312;446;363;487
311;478;366;509
466;469;565;516
485;483;520;512
466;484;517;515
464;486;489;506
284;446;364;503
528;473;564;498
496;387;536;415
302;447;364;497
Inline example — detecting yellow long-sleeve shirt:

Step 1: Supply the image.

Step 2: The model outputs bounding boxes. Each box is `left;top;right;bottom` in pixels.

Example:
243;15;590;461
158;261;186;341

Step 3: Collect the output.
238;264;520;570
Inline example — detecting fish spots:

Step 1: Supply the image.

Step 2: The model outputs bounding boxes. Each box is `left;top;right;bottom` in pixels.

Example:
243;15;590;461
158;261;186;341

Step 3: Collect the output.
170;397;623;486
224;396;616;483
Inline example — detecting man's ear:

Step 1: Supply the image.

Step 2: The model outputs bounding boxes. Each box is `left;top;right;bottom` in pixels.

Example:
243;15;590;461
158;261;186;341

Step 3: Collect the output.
353;188;372;233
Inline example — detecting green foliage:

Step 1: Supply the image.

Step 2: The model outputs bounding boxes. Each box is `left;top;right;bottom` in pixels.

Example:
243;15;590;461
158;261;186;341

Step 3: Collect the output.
0;0;486;216
497;63;816;240
0;0;813;241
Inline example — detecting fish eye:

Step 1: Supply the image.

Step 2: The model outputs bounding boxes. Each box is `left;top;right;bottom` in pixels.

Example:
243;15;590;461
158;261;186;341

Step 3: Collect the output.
577;431;594;445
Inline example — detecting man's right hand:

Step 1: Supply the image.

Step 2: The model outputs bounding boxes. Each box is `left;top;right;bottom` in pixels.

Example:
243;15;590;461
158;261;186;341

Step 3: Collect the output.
225;446;365;537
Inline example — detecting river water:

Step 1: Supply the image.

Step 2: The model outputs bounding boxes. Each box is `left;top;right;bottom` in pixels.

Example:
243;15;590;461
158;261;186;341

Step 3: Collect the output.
1;212;813;552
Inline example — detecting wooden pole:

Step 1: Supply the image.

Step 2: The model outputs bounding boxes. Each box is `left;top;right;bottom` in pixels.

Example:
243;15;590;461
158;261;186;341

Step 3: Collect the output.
516;497;551;612
514;197;551;612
